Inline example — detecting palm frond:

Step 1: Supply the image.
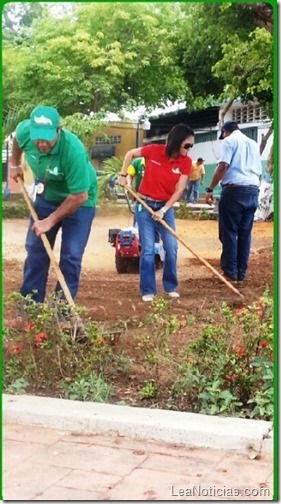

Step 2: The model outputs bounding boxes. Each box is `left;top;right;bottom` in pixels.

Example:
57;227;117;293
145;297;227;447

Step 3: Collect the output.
97;156;123;198
2;104;35;139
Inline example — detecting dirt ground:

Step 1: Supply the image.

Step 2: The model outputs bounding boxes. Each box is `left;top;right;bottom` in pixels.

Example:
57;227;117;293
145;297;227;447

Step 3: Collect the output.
3;214;273;321
3;213;273;407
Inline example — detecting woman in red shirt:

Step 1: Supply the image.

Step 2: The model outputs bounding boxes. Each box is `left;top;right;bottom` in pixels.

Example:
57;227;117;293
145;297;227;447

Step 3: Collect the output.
118;123;194;302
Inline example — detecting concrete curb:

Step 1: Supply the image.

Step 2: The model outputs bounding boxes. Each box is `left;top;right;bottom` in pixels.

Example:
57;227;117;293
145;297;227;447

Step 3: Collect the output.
3;394;273;455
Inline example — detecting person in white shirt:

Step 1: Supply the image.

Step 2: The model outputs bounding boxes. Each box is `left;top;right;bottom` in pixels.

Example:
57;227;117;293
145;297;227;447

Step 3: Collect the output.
205;121;261;285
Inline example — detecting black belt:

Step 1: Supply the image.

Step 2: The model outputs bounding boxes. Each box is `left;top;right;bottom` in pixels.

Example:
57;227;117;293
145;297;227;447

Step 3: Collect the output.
221;184;259;189
138;193;166;203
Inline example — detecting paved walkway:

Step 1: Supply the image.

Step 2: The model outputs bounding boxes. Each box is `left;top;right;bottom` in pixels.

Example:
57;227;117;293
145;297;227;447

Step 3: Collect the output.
3;422;273;501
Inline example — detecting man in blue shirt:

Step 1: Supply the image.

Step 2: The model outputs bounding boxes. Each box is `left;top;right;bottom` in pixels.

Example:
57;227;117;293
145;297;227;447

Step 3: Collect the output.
205;121;261;284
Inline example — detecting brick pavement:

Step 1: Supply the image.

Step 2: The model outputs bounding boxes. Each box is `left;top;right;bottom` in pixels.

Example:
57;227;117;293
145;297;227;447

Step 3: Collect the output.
3;423;273;501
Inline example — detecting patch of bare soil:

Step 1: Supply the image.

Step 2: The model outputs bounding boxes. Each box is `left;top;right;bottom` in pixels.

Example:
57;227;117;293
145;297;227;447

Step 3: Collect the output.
3;249;273;322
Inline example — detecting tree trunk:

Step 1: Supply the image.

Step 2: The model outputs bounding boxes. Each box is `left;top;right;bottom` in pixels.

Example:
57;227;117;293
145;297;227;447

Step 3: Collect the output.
260;123;273;155
218;97;235;127
266;144;273;177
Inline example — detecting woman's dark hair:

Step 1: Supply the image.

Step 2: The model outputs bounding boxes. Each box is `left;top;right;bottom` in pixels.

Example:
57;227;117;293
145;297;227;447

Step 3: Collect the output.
165;123;194;157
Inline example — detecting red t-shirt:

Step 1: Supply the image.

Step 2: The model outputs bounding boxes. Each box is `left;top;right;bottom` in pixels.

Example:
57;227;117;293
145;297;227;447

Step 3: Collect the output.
139;144;192;200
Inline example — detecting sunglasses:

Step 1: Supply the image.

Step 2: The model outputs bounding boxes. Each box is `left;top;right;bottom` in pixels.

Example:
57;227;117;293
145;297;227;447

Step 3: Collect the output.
183;143;194;150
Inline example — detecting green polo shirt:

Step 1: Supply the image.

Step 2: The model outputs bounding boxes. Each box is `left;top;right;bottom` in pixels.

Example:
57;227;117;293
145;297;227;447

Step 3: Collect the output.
15;120;97;207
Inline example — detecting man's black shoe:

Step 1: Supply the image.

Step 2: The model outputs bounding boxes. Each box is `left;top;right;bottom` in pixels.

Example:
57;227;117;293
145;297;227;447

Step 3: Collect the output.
222;272;237;285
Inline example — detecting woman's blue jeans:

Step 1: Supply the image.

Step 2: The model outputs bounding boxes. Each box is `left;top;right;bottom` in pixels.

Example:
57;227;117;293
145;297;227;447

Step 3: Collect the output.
218;186;259;281
135;201;178;296
20;197;95;302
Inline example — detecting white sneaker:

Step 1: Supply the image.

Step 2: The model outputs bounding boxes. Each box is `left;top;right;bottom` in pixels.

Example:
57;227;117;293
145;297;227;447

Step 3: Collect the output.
165;291;180;299
142;294;155;302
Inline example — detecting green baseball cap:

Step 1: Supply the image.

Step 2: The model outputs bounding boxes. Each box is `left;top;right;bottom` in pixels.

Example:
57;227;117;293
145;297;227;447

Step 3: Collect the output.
30;106;60;141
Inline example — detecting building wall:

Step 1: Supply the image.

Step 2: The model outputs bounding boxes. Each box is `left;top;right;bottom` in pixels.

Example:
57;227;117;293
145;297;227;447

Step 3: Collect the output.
91;121;144;170
194;121;272;196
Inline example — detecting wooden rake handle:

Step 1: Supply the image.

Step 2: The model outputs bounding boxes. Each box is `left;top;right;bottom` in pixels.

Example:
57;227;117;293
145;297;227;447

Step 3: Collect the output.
18;178;76;307
125;186;244;299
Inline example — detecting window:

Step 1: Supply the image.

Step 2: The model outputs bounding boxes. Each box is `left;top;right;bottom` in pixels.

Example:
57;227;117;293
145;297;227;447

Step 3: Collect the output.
95;136;121;145
195;131;217;143
232;104;268;123
240;127;258;141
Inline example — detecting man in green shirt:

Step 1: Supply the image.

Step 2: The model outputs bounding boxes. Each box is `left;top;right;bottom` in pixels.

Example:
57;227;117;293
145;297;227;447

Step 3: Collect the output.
10;105;98;303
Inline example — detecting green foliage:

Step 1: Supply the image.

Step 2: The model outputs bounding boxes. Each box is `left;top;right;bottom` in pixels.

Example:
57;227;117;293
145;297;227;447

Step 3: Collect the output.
139;380;157;400
213;28;273;117
6;378;29;395
174;2;256;103
2;2;274;126
97;156;123;199
198;381;243;416
2;199;30;219
3;292;113;400
74;3;187;110
61;112;107;149
110;352;133;377
63;373;111;402
2;103;35;138
2;3;48;42
175;203;217;221
137;297;179;386
2;3;186;116
170;293;274;420
3;290;274;420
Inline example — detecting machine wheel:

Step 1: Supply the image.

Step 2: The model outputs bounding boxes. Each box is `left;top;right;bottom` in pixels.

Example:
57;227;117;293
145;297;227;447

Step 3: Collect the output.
115;256;130;273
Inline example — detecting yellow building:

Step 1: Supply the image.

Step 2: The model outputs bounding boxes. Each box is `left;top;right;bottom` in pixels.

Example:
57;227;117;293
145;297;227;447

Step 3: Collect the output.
90;120;147;170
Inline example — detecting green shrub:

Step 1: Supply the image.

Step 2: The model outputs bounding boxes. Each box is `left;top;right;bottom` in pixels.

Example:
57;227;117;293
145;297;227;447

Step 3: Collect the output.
170;293;274;420
3;291;274;420
3;199;30;218
63;373;112;402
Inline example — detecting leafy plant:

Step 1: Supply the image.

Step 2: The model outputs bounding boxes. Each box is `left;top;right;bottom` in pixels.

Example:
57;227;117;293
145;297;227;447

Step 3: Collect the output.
97;156;123;200
3;292;112;396
139;380;157;400
136;297;180;393
198;380;243;416
170;292;274;420
6;377;29;395
3;289;274;420
63;373;111;402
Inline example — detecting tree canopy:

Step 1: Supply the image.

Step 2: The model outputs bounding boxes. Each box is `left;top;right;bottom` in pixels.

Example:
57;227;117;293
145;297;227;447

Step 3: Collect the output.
2;1;275;123
3;3;186;116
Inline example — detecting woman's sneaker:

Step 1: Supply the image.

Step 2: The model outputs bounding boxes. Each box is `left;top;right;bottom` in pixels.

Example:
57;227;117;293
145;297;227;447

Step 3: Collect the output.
142;294;155;302
165;291;180;299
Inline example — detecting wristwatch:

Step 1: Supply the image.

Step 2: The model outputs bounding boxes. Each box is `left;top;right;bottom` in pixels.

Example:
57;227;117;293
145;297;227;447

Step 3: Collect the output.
161;207;168;214
205;187;213;193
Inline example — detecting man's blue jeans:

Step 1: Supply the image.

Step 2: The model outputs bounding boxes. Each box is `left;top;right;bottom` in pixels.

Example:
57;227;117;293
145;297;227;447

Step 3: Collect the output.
186;179;200;203
135;201;178;296
218;186;259;281
20;197;95;302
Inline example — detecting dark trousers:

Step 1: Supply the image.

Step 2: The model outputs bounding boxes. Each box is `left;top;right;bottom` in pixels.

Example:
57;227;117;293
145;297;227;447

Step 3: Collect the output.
218;186;259;281
20;197;95;302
